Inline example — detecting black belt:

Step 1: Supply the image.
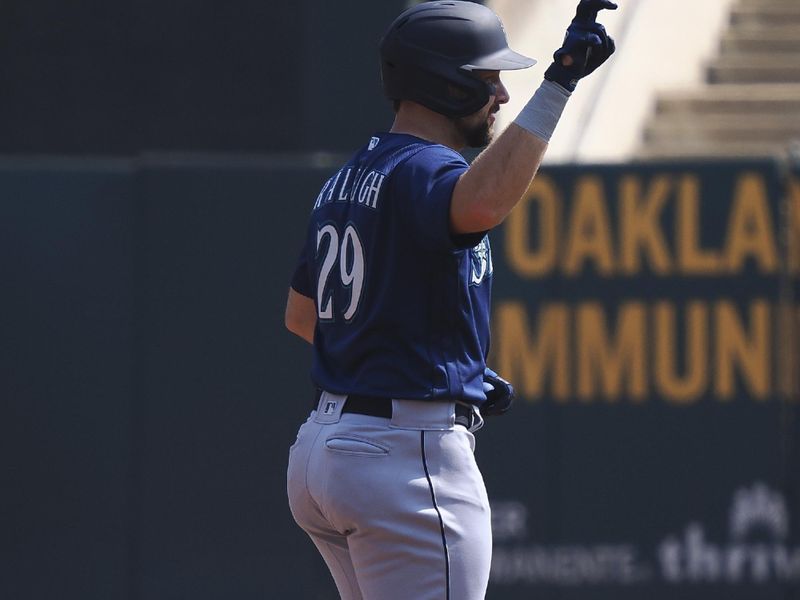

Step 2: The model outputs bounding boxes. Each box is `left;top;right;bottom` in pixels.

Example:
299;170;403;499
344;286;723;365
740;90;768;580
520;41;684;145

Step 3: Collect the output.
313;389;476;429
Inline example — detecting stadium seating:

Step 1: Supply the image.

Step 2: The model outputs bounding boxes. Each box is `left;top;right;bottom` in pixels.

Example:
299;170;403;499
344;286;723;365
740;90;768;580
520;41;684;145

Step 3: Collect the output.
640;0;800;159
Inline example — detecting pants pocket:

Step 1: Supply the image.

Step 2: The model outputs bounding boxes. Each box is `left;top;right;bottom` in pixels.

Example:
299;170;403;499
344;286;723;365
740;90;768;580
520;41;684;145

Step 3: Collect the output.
325;435;389;457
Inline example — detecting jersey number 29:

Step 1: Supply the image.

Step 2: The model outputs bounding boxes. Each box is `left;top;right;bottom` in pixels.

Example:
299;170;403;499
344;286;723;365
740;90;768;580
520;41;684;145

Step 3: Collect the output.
316;224;364;321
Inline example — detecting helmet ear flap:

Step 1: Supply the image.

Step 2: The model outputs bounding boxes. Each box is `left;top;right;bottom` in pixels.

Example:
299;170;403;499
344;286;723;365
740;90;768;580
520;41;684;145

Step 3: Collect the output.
382;62;493;118
441;75;493;117
446;84;470;102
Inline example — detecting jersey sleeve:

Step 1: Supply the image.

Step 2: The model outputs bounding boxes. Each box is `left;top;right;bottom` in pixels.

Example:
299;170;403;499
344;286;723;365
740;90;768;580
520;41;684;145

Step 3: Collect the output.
392;145;486;252
290;245;313;298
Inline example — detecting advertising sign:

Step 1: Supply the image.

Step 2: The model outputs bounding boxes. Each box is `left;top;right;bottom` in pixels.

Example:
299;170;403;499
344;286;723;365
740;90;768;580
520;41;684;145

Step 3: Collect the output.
482;161;800;600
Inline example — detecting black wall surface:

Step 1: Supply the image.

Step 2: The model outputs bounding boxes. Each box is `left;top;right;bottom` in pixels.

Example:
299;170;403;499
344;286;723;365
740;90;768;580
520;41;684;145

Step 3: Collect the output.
2;157;798;600
0;0;404;155
1;160;136;599
0;157;336;599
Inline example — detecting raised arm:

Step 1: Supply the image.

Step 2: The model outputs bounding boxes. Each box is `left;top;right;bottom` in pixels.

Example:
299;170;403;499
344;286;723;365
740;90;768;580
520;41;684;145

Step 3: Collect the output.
451;0;618;235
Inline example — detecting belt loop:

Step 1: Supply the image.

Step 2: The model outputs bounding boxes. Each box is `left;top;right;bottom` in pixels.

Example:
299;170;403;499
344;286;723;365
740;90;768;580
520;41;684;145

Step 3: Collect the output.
313;391;346;424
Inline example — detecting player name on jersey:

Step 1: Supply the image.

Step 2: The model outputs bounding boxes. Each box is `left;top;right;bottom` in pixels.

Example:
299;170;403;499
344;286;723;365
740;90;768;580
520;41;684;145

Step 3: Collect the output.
312;167;386;211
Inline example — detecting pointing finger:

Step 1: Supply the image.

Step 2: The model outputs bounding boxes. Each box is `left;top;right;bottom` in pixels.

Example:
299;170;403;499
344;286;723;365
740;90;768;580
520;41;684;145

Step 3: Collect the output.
575;0;618;23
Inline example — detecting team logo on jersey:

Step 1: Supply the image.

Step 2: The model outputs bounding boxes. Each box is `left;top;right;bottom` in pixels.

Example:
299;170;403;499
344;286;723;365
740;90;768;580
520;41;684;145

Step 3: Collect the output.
323;400;338;415
368;136;380;151
470;236;493;286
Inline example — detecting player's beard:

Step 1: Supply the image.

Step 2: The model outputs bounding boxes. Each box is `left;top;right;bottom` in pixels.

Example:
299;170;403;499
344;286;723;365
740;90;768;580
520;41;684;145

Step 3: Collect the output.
453;108;496;148
453;105;500;148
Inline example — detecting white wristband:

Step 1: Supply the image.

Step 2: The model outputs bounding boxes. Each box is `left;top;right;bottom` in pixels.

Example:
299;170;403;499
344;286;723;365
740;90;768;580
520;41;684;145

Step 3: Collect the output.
513;80;571;143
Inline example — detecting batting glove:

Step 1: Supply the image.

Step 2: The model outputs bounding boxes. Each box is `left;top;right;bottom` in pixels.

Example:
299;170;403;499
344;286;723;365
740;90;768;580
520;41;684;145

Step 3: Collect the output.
544;0;617;92
481;367;515;417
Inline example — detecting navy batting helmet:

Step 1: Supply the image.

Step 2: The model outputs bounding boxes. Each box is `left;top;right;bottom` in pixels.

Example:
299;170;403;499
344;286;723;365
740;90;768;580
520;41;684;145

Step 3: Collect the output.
379;1;536;118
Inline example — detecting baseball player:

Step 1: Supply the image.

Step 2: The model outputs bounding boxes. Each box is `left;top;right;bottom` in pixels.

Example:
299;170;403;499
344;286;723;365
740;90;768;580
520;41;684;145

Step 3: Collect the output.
285;1;616;598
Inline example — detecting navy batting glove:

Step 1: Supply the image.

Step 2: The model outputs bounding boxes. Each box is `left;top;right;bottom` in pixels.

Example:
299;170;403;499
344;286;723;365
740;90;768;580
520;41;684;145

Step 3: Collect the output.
544;0;617;92
482;367;515;417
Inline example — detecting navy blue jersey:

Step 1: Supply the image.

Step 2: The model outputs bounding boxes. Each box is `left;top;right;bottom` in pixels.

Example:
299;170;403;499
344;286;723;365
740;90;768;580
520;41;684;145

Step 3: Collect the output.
291;133;493;406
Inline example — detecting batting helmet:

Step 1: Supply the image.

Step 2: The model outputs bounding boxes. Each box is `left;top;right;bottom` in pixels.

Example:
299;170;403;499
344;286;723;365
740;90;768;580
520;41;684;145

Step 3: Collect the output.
379;1;536;118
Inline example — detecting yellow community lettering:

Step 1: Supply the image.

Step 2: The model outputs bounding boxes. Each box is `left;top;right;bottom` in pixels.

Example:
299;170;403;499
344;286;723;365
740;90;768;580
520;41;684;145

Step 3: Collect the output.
505;172;782;277
576;302;647;402
492;299;787;405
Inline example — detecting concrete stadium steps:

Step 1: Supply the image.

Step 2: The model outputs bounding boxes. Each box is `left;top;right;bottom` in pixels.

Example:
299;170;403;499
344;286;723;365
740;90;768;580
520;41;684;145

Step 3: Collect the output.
720;28;800;54
637;0;800;160
643;87;800;158
654;84;800;117
707;55;800;84
729;1;800;26
644;115;800;145
637;140;792;161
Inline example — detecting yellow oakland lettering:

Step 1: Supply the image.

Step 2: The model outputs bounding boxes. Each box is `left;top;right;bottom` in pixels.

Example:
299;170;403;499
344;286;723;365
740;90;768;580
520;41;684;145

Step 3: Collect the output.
562;177;615;276
714;300;771;400
620;175;672;275
493;301;570;401
576;302;647;401
677;175;721;274
654;302;708;404
505;175;560;277
724;173;778;273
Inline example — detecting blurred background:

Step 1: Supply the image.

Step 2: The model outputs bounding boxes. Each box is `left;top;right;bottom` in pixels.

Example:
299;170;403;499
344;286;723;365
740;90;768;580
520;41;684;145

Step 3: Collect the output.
1;0;798;599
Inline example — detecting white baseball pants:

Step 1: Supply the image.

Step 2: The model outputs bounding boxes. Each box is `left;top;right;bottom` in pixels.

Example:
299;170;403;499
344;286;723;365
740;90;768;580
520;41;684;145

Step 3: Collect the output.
287;392;492;600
